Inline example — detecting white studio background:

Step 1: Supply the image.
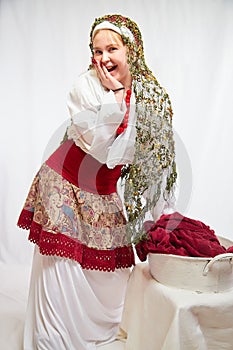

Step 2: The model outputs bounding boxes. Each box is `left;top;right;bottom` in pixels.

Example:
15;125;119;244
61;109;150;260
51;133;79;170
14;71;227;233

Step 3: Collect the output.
0;0;233;265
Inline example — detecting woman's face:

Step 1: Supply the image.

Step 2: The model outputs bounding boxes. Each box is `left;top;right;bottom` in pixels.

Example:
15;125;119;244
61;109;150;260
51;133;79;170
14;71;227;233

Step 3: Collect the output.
92;29;131;87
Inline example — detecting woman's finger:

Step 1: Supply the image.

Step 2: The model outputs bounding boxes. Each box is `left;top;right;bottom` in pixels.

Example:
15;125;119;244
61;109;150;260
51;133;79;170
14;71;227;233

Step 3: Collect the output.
92;60;119;90
95;62;106;82
101;65;110;78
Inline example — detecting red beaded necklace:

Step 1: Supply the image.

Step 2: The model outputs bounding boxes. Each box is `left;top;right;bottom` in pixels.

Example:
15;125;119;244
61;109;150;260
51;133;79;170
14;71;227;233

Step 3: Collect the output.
116;89;131;135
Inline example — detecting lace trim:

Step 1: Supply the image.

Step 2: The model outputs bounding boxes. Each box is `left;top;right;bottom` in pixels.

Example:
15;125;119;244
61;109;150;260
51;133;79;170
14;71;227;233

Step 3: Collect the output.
17;209;135;272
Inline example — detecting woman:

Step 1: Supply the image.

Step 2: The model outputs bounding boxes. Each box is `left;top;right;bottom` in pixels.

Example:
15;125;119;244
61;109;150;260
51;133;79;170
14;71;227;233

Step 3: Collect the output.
17;14;176;349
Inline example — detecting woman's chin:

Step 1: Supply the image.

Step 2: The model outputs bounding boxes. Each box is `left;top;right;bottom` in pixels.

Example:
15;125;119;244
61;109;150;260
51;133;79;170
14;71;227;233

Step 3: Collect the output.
110;69;119;78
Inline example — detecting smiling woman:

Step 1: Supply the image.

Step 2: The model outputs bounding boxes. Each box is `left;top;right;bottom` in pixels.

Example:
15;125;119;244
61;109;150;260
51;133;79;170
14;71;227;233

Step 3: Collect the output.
92;30;132;94
17;13;176;350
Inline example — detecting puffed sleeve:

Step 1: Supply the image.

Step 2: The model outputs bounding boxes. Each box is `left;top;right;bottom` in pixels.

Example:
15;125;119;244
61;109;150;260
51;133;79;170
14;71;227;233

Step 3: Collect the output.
66;70;127;164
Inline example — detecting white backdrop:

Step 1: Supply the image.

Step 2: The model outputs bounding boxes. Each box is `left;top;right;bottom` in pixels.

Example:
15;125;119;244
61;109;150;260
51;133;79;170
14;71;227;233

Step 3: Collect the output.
1;0;233;265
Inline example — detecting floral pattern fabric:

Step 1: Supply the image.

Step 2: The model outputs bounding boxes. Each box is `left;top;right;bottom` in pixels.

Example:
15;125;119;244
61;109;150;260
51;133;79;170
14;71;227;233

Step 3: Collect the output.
21;164;130;250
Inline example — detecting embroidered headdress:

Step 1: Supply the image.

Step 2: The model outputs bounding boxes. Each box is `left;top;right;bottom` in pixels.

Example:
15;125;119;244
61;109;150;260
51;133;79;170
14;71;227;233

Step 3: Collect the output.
90;14;177;242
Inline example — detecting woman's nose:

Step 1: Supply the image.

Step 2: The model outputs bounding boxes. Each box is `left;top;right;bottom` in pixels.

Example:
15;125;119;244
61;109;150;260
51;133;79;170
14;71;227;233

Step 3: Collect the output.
101;51;110;63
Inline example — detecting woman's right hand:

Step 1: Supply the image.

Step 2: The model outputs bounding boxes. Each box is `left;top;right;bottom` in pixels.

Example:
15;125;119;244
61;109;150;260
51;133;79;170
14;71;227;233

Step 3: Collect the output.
92;58;124;92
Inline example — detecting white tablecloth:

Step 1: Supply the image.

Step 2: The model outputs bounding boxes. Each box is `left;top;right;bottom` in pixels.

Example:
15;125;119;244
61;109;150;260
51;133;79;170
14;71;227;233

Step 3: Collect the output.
120;263;233;350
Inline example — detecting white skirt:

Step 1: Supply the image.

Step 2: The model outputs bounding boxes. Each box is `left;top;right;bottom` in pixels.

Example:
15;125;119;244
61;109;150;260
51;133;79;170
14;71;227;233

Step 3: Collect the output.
24;247;130;350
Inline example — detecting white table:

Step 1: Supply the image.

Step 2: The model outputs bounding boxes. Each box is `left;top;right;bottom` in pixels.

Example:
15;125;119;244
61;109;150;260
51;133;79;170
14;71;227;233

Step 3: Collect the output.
119;263;233;350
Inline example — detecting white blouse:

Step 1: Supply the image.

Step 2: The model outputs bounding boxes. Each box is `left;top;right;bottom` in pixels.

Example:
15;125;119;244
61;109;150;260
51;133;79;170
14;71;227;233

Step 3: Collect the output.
66;69;136;169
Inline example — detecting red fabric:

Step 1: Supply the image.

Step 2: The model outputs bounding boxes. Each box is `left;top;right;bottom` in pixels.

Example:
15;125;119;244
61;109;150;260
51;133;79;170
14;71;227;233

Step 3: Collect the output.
17;209;135;272
136;212;233;261
46;140;122;195
116;89;131;135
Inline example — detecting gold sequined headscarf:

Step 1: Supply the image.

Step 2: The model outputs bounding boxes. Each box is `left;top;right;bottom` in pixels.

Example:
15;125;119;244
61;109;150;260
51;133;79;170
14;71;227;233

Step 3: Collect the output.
90;14;177;242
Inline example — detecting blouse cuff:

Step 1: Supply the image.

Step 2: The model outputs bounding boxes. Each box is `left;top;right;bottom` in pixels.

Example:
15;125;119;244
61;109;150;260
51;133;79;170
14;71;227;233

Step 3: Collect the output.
101;89;127;113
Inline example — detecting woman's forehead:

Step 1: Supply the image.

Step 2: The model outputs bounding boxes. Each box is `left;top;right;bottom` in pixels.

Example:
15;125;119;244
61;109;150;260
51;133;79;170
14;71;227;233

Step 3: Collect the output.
92;29;123;47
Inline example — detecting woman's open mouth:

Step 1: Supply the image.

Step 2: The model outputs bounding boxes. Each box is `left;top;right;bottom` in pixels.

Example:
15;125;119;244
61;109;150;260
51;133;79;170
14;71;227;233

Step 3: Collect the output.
107;65;117;72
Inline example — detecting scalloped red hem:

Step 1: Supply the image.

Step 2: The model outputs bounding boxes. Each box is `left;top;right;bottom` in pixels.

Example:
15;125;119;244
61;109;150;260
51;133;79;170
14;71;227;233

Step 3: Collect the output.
17;209;135;272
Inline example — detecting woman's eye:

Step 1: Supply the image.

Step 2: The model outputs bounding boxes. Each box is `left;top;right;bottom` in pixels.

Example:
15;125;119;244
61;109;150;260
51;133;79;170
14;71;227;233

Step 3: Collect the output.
109;47;117;52
94;50;102;55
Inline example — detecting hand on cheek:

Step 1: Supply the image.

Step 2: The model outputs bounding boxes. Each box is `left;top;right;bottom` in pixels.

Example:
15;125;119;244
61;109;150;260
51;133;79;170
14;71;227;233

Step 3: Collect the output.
91;57;123;91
